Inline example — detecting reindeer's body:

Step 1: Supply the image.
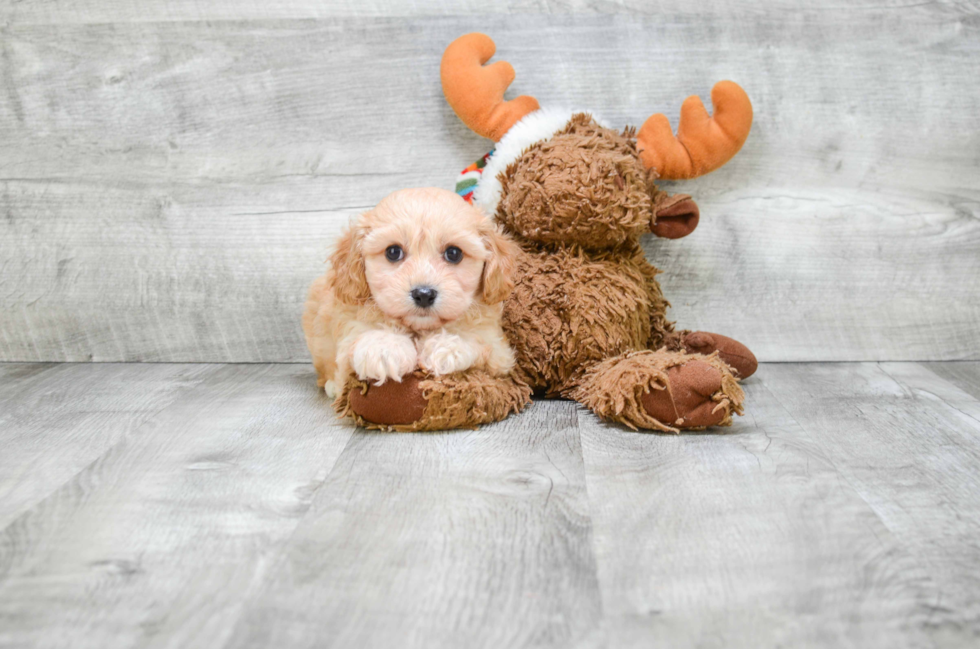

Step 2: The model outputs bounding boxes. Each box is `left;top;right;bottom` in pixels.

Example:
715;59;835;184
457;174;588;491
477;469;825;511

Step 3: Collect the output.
341;33;758;431
503;242;668;396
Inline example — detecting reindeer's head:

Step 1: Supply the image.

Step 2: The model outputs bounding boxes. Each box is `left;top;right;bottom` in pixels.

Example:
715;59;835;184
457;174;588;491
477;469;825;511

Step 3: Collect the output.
441;33;753;249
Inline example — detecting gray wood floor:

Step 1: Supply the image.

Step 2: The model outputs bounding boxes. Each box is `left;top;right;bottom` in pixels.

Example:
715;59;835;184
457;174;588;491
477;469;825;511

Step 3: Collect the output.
3;362;980;648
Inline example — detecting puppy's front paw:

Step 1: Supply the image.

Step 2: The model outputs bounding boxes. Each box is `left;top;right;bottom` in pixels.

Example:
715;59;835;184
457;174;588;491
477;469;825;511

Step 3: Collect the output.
418;333;479;376
351;330;417;385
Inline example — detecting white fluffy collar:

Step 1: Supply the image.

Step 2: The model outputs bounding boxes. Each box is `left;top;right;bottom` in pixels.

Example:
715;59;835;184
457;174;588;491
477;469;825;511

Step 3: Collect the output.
473;108;607;216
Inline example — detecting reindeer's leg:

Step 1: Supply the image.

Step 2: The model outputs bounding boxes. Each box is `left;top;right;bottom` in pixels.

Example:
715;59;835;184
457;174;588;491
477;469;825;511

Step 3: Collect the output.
335;370;531;432
568;349;743;432
643;192;759;380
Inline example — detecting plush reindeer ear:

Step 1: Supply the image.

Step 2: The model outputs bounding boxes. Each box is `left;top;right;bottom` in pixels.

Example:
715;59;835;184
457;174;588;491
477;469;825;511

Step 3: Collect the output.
479;222;520;304
328;221;371;305
651;192;700;239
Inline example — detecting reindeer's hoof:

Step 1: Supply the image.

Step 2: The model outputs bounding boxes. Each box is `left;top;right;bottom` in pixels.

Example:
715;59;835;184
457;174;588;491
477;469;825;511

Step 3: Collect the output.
682;331;758;379
641;361;727;429
348;374;427;426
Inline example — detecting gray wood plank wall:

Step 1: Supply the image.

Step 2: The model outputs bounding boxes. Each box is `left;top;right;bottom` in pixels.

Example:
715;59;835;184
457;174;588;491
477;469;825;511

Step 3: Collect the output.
2;2;978;363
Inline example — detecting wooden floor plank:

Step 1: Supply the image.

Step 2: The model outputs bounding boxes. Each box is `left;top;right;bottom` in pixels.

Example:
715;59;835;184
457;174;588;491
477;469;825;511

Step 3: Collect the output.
920;361;980;403
763;362;980;644
880;363;980;442
224;400;605;649
0;362;215;529
4;361;980;647
577;369;943;648
0;364;354;649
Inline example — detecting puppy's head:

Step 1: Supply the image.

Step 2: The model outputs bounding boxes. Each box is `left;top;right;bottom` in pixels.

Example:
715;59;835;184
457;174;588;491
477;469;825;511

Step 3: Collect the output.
330;187;518;331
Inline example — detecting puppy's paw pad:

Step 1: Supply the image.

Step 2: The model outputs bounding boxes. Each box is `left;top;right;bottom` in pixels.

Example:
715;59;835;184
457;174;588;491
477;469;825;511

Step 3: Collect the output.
351;330;417;385
418;334;478;376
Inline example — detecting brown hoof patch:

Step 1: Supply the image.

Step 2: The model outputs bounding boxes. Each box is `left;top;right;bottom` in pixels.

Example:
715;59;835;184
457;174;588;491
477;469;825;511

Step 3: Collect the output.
683;331;758;379
642;361;726;429
348;374;427;426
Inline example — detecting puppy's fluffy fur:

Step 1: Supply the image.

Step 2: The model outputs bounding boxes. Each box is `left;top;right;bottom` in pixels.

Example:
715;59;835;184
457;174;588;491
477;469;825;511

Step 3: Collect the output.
303;187;520;398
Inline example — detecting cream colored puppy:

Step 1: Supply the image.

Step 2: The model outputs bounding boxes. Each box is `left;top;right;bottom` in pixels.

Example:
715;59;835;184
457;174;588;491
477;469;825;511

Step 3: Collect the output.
303;187;520;398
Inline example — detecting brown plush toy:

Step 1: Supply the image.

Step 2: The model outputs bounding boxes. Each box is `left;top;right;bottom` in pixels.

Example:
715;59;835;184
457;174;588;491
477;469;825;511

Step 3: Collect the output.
341;33;758;432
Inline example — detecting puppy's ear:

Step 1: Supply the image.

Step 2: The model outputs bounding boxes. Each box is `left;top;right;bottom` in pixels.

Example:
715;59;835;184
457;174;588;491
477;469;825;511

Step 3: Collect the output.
479;222;520;305
327;221;372;305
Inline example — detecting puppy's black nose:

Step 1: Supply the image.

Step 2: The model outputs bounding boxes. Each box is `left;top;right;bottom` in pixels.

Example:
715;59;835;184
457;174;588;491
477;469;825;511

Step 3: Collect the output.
411;286;438;308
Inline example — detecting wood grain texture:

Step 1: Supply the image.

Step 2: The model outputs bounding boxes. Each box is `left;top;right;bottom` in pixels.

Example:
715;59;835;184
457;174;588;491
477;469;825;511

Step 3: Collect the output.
0;364;355;649
226;401;605;649
577;373;942;647
4;0;976;24
3;361;980;646
1;8;979;363
922;361;980;402
763;363;980;643
0;362;213;530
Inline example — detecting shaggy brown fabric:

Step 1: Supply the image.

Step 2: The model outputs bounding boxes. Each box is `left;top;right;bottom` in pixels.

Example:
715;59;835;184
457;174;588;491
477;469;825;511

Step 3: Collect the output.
570;349;744;432
339;370;531;432
492;114;751;431
501;243;674;396
497;115;656;250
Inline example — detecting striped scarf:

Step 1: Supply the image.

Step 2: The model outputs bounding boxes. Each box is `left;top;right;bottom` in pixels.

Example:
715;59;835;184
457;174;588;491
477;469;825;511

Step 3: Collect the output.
454;151;493;204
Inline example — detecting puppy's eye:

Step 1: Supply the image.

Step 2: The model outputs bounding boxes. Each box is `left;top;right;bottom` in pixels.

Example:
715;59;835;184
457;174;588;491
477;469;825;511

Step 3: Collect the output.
443;246;463;264
384;245;404;262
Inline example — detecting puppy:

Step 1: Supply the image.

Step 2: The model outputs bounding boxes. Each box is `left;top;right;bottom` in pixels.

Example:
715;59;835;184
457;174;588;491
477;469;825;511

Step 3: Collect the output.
303;187;520;399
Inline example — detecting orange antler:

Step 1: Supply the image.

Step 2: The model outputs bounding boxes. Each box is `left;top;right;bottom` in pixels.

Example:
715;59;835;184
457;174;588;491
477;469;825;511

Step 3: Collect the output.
440;33;540;141
637;81;753;180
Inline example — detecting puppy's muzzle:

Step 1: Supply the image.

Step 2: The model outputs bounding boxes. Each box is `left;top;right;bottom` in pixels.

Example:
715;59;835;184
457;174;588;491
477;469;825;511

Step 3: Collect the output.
410;286;438;308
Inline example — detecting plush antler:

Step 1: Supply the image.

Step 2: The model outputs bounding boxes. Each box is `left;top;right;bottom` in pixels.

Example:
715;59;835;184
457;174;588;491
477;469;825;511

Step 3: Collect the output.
440;33;540;141
637;81;753;180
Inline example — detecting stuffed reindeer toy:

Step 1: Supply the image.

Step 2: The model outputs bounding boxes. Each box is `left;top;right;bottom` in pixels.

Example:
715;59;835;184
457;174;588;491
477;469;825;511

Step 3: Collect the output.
340;33;757;432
